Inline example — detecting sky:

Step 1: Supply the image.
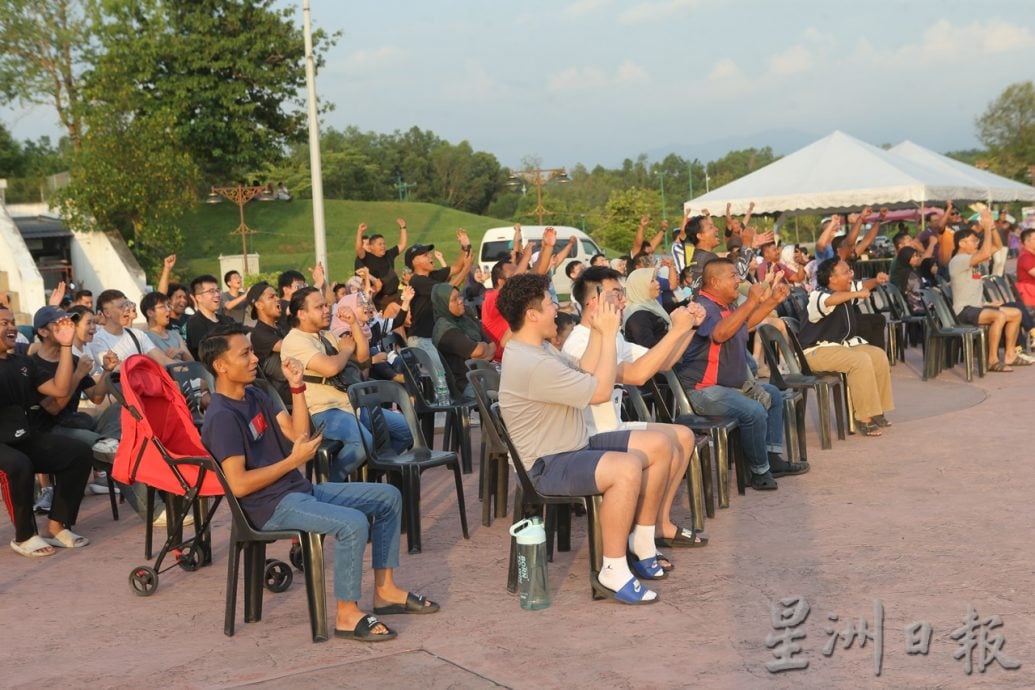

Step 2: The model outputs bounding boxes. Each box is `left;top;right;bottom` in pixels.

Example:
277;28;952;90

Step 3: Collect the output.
4;0;1035;170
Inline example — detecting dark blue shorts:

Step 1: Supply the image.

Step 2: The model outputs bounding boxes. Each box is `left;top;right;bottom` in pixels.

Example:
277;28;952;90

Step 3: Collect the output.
529;430;632;496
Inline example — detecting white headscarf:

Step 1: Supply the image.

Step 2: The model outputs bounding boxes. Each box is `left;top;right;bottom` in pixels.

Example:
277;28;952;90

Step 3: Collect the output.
623;268;670;326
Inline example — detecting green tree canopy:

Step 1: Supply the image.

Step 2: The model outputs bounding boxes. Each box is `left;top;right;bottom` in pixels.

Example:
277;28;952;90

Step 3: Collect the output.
977;80;1035;181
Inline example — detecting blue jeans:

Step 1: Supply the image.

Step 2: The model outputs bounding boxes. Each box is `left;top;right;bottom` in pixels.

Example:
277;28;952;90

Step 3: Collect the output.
262;482;402;602
687;383;784;474
311;407;413;481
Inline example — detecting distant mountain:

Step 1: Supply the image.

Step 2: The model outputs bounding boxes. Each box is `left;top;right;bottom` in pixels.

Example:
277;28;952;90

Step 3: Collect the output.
642;127;819;164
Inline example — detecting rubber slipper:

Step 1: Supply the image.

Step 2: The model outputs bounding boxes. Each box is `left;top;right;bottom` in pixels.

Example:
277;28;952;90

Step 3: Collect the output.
10;535;57;558
591;575;658;605
44;529;89;549
627;552;667;580
988;362;1013;373
872;415;893;428
373;592;440;615
655;524;709;548
856;421;882;437
334;615;397;642
655;551;674;572
1005;358;1031;367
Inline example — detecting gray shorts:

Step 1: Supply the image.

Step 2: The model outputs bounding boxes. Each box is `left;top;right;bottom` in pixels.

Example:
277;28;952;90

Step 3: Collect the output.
529;431;632;496
957;305;992;325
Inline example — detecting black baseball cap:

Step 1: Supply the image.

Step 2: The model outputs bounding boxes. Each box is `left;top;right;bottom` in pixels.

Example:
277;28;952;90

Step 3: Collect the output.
33;306;81;333
404;244;434;269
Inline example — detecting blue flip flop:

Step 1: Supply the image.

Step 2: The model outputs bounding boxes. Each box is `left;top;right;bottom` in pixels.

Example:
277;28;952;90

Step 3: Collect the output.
592;575;659;605
627;552;667;580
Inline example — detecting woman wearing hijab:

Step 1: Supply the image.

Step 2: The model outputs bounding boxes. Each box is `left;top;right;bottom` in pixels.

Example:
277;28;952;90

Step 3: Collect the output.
623;268;672;352
332;293;399;382
431;283;496;398
891;246;925;315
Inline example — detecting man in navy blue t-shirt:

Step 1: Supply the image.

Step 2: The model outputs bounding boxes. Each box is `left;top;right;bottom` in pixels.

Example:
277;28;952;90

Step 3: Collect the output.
677;259;809;490
199;325;438;642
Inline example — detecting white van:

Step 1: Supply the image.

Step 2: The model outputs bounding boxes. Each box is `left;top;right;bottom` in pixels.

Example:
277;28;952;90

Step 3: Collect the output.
478;225;603;296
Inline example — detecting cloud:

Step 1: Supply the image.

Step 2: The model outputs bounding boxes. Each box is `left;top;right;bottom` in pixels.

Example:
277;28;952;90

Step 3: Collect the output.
708;58;742;81
873;18;1034;67
548;61;648;92
563;0;610;18
443;62;512;101
618;0;705;26
345;45;404;70
768;45;812;77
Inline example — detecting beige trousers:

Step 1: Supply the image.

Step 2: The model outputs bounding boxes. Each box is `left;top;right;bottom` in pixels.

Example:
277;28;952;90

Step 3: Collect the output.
804;344;894;420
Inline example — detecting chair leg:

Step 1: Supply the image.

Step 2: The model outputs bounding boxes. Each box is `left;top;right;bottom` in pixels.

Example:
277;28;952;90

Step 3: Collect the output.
145;487;156;559
783;398;799;463
732;431;747;497
816;386;832;449
480;439;492;528
224;541;243;636
405;466;422;554
451;461;470;540
586;495;604;600
555;504;572;552
495;454;510;520
687;446;705;532
700;440;715;519
300;533;328;643
715;429;730;509
106;471;119;521
458;409;473;474
831;384;847;441
243;542;267;623
963;335;974;382
795;398;808;462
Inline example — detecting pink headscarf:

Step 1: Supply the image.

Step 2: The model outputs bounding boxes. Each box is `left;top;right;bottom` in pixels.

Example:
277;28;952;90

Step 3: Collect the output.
330;293;373;340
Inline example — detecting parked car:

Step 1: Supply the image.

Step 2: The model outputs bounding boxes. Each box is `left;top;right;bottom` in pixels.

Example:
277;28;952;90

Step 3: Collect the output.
478;225;602;296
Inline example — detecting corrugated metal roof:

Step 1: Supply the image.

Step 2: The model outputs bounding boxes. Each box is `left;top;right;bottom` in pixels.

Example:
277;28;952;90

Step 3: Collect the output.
13;216;72;239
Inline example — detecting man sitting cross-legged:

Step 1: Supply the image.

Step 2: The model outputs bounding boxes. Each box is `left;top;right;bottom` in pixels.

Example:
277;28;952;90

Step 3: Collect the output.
563;266;709;559
199;325;438;642
498;272;676;604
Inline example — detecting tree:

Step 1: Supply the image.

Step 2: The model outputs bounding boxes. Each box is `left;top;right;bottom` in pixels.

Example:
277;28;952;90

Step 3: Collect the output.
85;0;337;181
976;81;1035;181
0;0;94;149
57;106;199;277
596;187;660;252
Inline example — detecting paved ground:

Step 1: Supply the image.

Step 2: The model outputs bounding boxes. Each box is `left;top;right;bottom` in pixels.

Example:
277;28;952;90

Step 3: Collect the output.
2;347;1033;689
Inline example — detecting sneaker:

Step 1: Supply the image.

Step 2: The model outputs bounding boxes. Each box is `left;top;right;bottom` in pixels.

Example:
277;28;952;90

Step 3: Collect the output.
749;471;778;491
84;471;120;496
33;486;54;513
769;458;810;477
92;438;120;457
153;509;194;527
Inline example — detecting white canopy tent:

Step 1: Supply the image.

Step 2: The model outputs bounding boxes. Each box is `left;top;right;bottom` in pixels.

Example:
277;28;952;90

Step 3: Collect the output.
889;140;1035;203
684;130;988;217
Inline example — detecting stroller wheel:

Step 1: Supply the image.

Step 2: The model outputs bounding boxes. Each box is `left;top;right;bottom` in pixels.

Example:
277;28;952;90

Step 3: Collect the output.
264;560;293;593
289;542;304;571
178;548;202;572
129;566;159;596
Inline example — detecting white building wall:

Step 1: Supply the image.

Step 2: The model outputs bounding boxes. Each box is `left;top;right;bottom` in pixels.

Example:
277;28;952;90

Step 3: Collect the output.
0;204;45;315
70;229;148;307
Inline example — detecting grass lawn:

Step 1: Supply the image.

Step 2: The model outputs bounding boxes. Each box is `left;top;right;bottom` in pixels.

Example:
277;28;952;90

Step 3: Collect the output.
174;199;513;284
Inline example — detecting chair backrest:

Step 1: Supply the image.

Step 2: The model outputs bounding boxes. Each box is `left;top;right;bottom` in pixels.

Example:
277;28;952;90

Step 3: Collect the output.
921;287;958;329
870;284;894;316
346;379;427;453
782;327;820;376
935;274;953;302
982;276;1001;303
466;368;506;451
486;402;546;500
882;283;913;320
660;369;693;416
165;361;216;420
786;286;809;324
465;358;498;374
756;323;805;388
621;384;656;423
997;275;1021;303
397;347;436;406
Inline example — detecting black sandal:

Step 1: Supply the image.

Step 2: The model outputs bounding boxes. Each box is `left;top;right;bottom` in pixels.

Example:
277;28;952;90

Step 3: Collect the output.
872;415;893;428
857;420;882;437
334;614;397;642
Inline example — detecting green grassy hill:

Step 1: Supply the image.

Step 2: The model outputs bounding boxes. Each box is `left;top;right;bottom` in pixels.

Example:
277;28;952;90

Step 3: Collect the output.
174;199;513;283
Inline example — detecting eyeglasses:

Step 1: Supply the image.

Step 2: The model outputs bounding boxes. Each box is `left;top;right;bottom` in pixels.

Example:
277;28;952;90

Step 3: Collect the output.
195;288;220;296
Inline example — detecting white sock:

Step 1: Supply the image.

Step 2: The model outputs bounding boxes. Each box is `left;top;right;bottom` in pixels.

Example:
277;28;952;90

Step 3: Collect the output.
598;556;634;590
628;524;656;561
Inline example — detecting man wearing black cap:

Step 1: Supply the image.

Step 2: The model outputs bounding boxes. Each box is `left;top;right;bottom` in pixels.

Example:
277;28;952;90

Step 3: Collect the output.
404;228;474;400
0;305;94;557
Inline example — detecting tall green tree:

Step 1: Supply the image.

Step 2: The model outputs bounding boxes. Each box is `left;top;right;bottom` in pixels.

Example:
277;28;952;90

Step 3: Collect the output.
976;81;1035;181
0;0;95;149
596;187;660;253
86;0;337;181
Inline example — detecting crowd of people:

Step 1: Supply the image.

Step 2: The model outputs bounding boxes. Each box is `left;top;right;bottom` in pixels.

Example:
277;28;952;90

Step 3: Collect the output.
2;203;1032;622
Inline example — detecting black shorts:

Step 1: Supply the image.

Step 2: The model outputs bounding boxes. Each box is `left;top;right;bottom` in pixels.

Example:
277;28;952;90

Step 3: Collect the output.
957;305;993;326
529;430;632;496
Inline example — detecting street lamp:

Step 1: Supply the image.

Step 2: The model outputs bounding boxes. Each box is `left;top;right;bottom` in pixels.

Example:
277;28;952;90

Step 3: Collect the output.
206;184;264;274
656;169;668;226
508;167;569;225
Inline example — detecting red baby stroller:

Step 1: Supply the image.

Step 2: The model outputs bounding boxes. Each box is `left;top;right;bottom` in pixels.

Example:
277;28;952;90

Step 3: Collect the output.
111;354;226;595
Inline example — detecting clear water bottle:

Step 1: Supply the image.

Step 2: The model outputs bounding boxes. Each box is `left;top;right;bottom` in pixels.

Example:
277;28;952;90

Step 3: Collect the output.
434;383;452;407
509;517;550;610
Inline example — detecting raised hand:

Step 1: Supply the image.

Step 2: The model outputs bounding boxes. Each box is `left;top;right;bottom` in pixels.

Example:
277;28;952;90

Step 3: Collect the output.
433;250;446;264
875;271;890;285
51;316;76;347
75;355;94;377
771;282;791;303
640;215;650;228
395;218;406;230
337;305;356;326
357;222;368;235
163;254;177;270
878;208;889;222
542;227;557;247
747;281;767;305
670;306;694;332
309;262;326;287
752;230;774;248
594;298;621;337
686;301;707;327
456;228;471;246
101;351;119;372
401;286;415;303
49;281;67;306
280;356;305;387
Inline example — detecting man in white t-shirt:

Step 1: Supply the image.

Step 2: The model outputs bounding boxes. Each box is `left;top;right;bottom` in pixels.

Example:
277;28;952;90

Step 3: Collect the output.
88;290;175;370
563;266;708;551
